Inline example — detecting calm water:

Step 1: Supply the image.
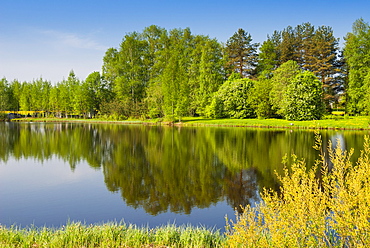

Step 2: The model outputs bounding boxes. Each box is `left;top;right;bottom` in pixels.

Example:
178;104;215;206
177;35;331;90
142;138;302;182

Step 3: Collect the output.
0;122;368;230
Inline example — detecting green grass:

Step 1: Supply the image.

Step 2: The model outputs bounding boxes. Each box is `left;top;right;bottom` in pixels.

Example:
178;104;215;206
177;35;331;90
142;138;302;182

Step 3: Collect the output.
10;115;370;130
0;222;226;248
180;116;370;130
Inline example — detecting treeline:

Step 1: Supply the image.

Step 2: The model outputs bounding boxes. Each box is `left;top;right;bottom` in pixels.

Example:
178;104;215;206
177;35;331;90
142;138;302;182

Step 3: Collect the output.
1;19;369;120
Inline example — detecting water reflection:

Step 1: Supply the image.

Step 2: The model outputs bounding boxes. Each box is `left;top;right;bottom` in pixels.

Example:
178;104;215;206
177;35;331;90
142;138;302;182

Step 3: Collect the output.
0;122;368;217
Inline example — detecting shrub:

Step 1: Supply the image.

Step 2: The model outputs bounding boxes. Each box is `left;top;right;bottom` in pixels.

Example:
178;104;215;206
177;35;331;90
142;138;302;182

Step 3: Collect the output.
0;113;9;121
284;71;325;121
226;134;370;247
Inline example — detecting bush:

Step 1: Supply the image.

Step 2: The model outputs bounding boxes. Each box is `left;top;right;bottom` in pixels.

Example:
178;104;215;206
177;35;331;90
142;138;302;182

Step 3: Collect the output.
206;78;256;119
226;134;370;247
0;113;9;121
284;71;325;121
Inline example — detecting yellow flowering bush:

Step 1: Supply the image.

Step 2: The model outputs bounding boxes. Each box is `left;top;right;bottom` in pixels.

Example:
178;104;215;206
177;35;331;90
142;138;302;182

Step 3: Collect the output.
227;135;370;247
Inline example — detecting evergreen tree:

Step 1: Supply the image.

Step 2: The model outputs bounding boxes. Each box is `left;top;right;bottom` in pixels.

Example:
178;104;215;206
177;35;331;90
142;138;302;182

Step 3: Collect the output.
226;28;259;78
304;25;339;109
279;26;300;64
257;34;280;78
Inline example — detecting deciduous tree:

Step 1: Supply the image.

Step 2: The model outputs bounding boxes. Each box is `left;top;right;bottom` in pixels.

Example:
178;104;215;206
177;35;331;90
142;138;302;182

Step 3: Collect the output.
344;18;370;114
284;71;325;120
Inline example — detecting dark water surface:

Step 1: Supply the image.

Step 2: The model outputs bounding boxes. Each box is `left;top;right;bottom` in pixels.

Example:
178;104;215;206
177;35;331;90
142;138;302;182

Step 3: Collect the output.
0;122;368;230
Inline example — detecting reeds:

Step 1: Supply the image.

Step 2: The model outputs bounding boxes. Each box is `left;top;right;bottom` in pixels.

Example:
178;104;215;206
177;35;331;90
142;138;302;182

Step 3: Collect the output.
0;222;226;248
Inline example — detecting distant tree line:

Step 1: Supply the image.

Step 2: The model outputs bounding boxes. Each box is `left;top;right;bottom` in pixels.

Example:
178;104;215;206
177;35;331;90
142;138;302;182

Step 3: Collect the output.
1;19;369;121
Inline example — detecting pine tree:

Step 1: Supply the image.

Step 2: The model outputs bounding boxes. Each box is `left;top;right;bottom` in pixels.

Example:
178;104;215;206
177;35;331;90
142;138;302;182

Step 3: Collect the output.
257;32;281;78
226;28;259;78
303;25;339;108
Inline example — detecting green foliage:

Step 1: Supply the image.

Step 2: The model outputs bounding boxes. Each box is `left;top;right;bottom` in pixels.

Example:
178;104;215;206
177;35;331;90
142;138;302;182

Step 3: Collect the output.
113;32;148;113
250;78;272;118
225;28;259;78
258;23;342;110
99;99;128;120
102;26;225;120
205;96;224;118
4;21;370;121
269;60;301;116
284;71;325;120
7;80;22;111
344;18;370;115
193;38;226;116
207;77;255;119
0;112;9;121
256;34;280;77
0;78;10;111
84;71;107;116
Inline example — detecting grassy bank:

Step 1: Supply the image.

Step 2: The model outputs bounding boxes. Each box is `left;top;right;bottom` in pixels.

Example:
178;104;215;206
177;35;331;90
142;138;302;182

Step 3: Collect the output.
10;115;370;130
180;116;370;130
0;222;226;248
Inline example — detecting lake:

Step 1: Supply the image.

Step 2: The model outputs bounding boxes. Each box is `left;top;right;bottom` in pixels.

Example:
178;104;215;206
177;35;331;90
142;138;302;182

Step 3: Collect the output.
0;122;368;231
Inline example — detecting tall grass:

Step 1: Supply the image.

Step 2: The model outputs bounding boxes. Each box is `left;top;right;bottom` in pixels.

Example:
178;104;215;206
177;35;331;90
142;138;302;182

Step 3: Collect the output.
226;134;370;247
0;222;226;248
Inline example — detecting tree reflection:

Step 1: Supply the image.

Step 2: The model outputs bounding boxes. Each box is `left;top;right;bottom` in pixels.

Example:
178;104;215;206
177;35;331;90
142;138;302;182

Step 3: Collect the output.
1;123;363;216
224;168;261;213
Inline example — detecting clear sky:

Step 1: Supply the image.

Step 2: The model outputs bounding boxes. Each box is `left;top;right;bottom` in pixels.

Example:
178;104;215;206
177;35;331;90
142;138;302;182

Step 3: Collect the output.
1;0;369;84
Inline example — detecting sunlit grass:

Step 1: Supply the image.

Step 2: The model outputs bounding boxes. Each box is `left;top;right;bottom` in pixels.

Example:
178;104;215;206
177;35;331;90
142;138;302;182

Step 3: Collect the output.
181;116;370;130
0;222;226;248
9;115;370;130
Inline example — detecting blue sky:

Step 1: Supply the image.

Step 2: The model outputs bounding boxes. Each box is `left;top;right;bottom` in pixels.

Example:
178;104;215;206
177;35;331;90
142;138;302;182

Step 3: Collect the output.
1;0;369;84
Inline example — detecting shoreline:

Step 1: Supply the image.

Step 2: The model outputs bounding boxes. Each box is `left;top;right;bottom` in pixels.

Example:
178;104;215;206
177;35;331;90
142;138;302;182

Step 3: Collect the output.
7;116;370;131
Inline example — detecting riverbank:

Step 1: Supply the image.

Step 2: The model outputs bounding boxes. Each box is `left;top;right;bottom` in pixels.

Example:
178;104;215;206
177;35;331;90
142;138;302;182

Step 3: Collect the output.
0;222;226;248
9;116;370;130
